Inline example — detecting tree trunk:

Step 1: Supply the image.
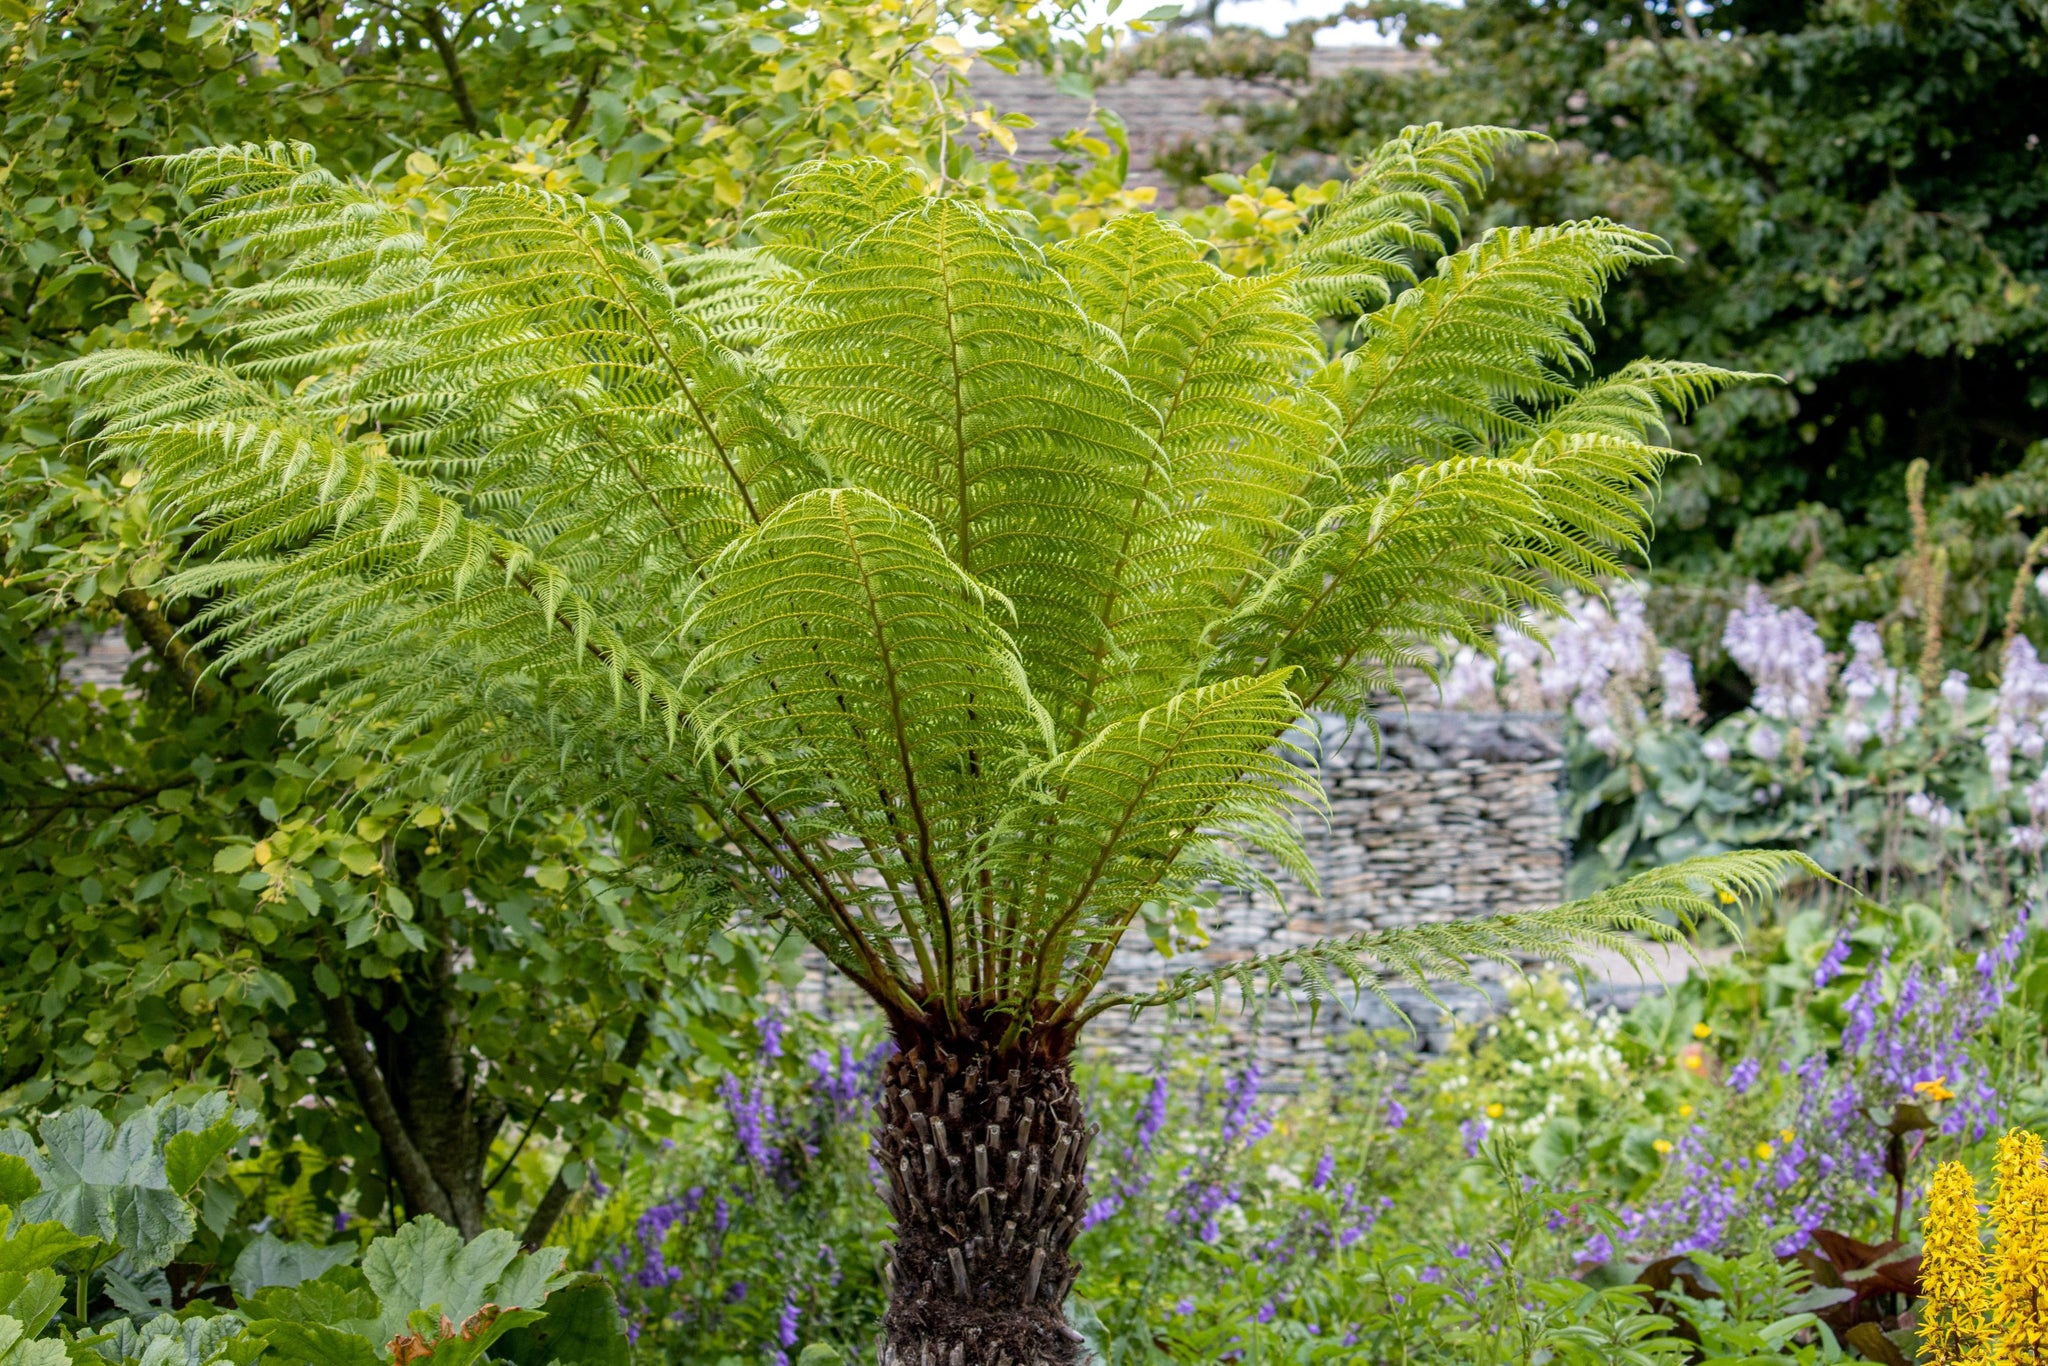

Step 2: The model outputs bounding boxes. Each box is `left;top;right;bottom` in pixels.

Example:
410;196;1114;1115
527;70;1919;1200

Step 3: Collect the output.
876;1027;1093;1366
321;948;502;1240
361;953;502;1239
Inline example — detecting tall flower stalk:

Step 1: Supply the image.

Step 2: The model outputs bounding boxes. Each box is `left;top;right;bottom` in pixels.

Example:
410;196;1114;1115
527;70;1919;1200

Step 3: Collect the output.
1997;1130;2048;1366
1921;1161;1989;1366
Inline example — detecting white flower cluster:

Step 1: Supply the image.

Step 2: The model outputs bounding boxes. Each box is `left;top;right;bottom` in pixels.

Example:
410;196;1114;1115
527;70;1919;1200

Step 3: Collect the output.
1720;587;1835;731
1903;791;1960;831
1985;636;2048;793
1459;587;1661;756
1837;621;1920;746
1659;648;1702;724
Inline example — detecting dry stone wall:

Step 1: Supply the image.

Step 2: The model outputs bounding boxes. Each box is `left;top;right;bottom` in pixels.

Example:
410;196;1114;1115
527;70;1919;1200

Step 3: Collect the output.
1077;709;1566;1081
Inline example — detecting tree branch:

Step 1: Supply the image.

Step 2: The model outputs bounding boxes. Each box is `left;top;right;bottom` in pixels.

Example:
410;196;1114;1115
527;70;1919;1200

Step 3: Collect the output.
417;4;482;134
518;1011;651;1248
113;587;218;707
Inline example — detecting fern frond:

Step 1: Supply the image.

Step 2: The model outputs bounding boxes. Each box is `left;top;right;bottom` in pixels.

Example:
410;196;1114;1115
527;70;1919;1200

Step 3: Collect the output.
766;184;1163;734
1292;123;1539;319
1323;219;1672;496
666;246;794;350
677;487;1051;1003
994;671;1318;1011
1085;851;1825;1024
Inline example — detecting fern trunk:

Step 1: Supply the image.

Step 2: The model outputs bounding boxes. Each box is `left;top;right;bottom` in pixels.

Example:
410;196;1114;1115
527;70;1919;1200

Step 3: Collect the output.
876;1026;1092;1366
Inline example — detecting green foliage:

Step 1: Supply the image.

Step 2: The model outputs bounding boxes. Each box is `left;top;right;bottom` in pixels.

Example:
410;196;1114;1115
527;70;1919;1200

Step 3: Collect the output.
0;1091;622;1366
0;1094;253;1275
1133;0;2048;602
39;130;1816;1049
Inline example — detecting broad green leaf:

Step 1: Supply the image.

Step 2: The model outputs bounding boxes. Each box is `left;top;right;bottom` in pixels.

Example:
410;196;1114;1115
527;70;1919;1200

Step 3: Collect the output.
360;1218;567;1350
0;1210;97;1275
491;1276;629;1366
163;1120;244;1196
243;1321;380;1366
0;1315;66;1366
0;1164;33;1212
0;1269;60;1338
229;1232;359;1301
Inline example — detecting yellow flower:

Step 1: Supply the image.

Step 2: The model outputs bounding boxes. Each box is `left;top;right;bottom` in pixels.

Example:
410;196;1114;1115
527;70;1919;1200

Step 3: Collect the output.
1485;1103;1504;1119
1921;1159;1989;1366
1693;1022;1713;1039
1780;1128;1796;1145
1919;1076;1959;1103
1755;1142;1776;1161
1678;1104;1694;1119
1997;1129;2046;1231
1653;1139;1674;1155
1683;1054;1703;1071
1995;1128;2048;1366
1718;889;1738;904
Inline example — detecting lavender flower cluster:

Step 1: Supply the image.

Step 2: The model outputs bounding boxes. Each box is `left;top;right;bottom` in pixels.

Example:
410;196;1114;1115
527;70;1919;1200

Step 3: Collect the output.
1615;912;2024;1259
1720;587;1835;733
591;1019;887;1359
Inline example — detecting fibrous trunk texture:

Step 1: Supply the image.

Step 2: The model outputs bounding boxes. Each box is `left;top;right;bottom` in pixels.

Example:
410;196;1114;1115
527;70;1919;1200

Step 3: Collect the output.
875;1032;1093;1366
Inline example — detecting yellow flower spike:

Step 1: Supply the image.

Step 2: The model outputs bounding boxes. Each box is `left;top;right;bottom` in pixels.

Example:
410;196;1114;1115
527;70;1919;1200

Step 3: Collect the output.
1997;1129;2046;1232
1921;1160;1989;1366
1486;1103;1504;1119
1780;1128;1796;1145
1755;1142;1776;1161
1995;1129;2048;1366
1653;1139;1674;1155
1679;1104;1695;1119
1693;1022;1713;1039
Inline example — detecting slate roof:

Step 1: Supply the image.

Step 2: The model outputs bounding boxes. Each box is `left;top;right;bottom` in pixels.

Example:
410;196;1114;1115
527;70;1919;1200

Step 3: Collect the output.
964;45;1427;203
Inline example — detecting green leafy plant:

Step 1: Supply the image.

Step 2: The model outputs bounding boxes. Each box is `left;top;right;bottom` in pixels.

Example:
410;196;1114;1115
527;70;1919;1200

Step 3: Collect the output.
0;1092;624;1366
40;122;1817;1355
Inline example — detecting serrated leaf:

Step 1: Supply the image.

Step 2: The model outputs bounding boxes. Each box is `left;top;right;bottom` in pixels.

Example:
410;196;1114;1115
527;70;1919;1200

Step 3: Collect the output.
164;1119;244;1195
360;1218;566;1350
0;1269;61;1338
246;1321;380;1366
0;1210;98;1275
0;1314;67;1366
491;1276;628;1366
230;1232;359;1301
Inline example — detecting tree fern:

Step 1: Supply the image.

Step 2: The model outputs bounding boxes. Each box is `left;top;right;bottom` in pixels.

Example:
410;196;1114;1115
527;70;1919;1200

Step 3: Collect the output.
35;132;1814;1359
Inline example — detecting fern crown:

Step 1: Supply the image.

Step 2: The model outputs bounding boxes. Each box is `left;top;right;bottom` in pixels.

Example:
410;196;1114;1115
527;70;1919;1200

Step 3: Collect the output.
44;129;1808;1047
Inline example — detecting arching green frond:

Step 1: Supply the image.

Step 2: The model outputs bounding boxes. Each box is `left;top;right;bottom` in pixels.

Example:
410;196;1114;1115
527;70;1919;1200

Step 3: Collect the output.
666;247;794;350
1208;456;1556;712
1325;219;1672;495
1073;270;1337;734
1292;123;1539;320
765;183;1162;733
150;141;368;261
380;183;812;571
1083;850;1824;1024
1048;213;1218;355
43;350;272;439
992;672;1315;1023
1522;358;1770;447
749;158;930;272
